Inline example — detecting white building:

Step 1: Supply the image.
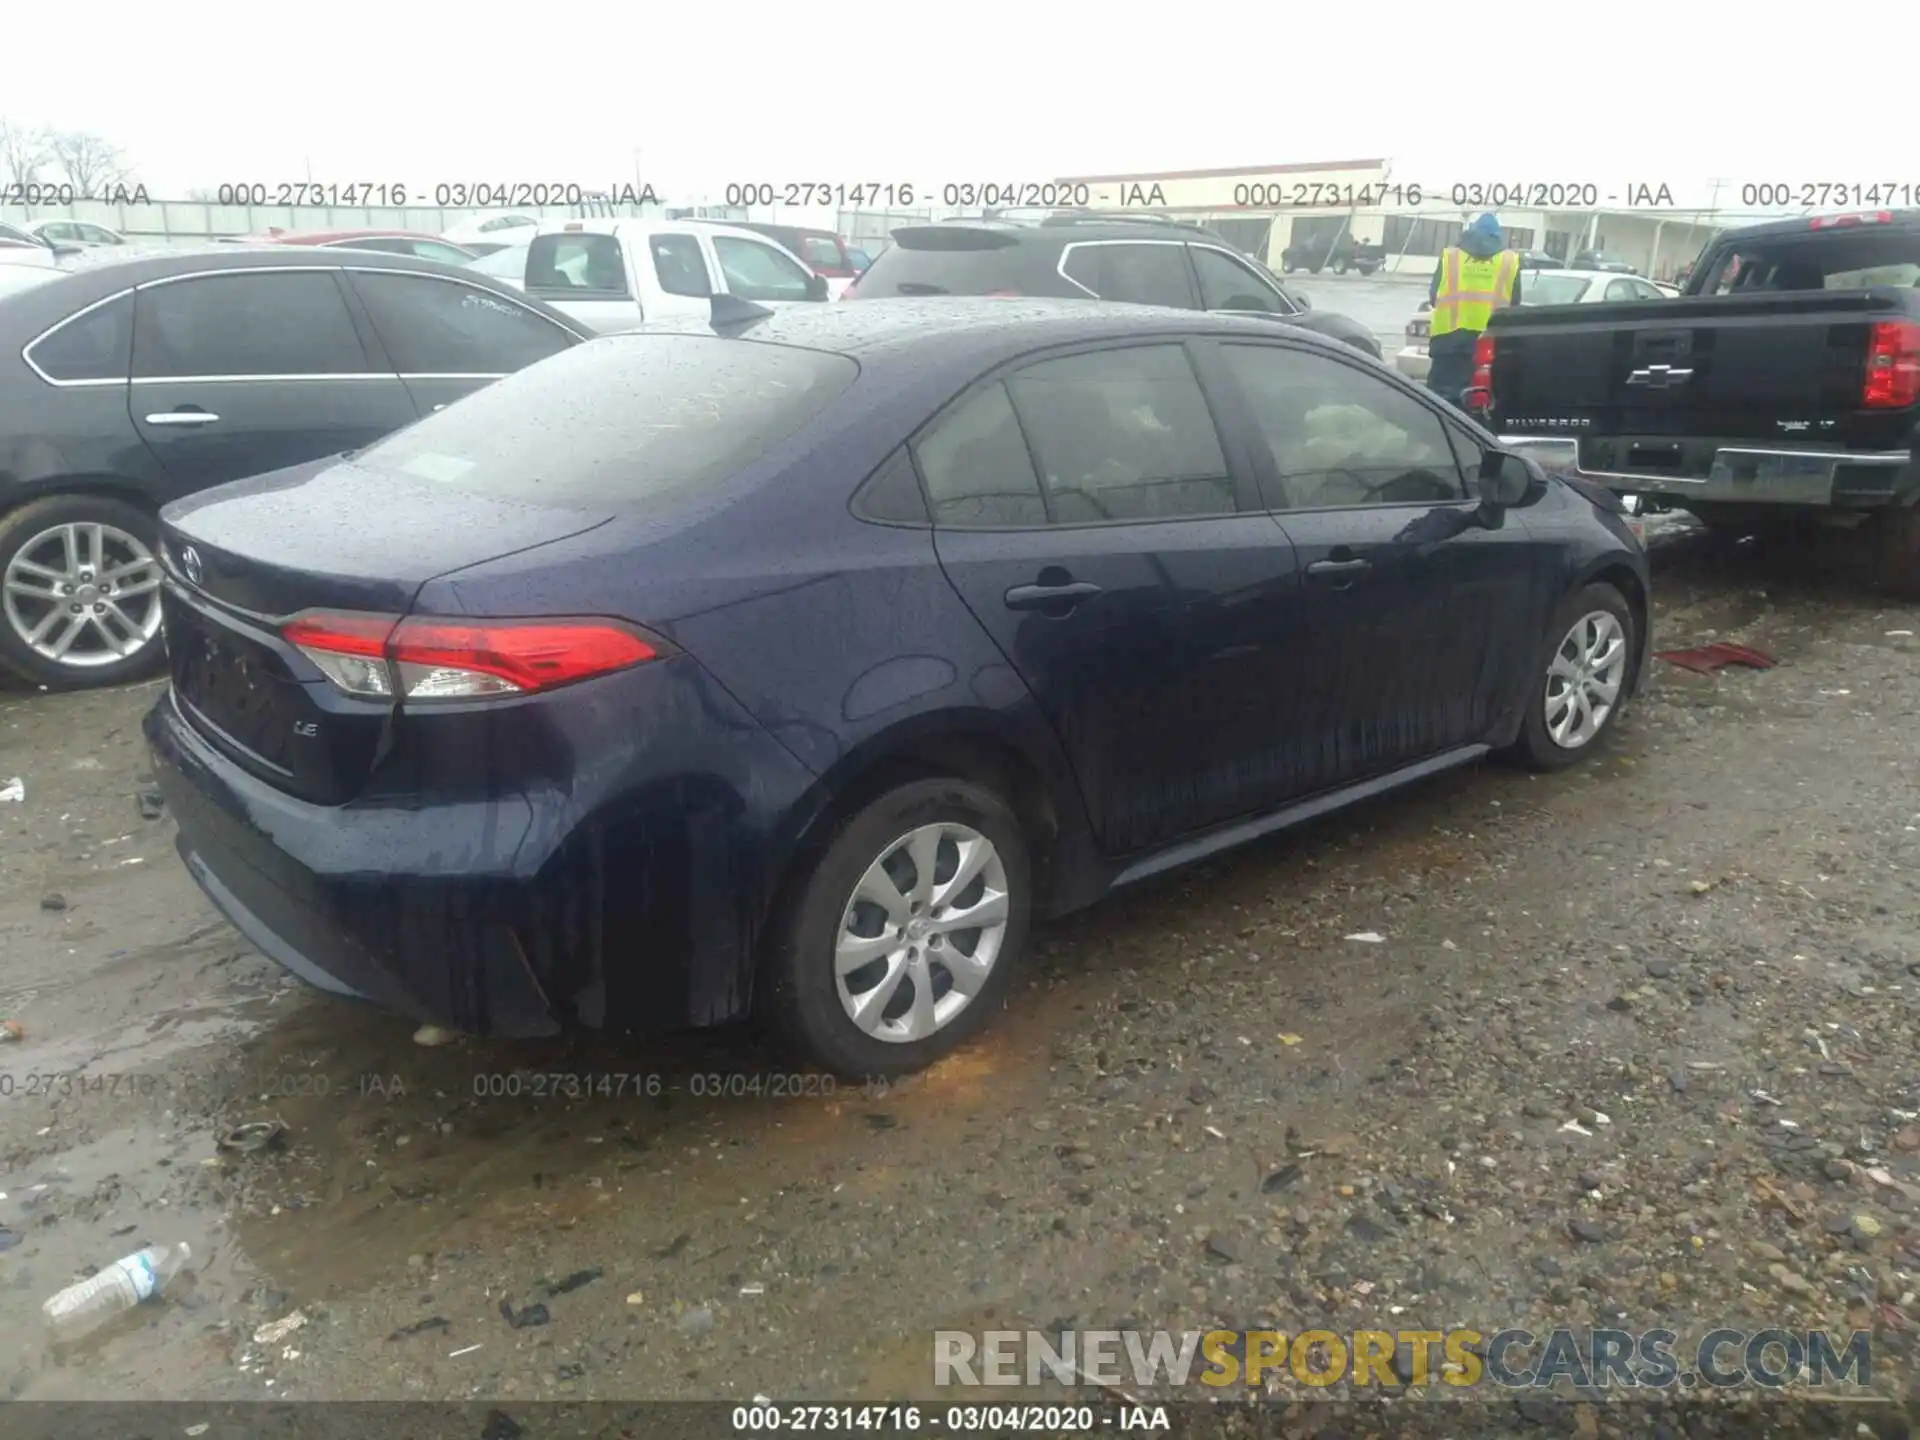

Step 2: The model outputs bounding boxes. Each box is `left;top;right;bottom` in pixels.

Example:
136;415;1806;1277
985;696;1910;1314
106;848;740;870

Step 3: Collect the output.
1046;158;1734;283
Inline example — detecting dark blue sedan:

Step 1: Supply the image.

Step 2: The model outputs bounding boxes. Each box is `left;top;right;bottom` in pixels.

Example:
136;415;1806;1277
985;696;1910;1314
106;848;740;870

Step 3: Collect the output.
144;298;1650;1077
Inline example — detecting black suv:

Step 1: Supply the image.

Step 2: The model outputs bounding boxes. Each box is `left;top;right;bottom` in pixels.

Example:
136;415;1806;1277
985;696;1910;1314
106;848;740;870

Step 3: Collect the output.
844;214;1381;358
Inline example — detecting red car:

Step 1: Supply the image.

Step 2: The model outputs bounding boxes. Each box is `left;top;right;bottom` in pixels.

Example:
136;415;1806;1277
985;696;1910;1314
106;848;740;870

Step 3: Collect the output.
226;228;478;265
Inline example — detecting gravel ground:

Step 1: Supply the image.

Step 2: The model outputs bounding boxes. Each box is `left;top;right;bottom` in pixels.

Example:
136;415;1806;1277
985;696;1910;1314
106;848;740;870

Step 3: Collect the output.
0;519;1916;1437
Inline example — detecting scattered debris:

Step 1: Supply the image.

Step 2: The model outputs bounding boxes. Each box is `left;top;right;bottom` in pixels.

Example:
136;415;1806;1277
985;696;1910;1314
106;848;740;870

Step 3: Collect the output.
0;778;22;803
186;1426;210;1437
411;1023;460;1047
499;1299;550;1329
1654;641;1776;675
448;1344;482;1358
1559;1119;1594;1137
217;1120;287;1155
626;1291;645;1306
0;1226;20;1252
1344;932;1386;944
39;893;66;912
1277;1033;1303;1047
544;1267;602;1297
388;1315;450;1340
253;1311;307;1345
1261;1162;1303;1193
136;790;165;819
479;1409;523;1440
0;1020;23;1044
739;1283;765;1296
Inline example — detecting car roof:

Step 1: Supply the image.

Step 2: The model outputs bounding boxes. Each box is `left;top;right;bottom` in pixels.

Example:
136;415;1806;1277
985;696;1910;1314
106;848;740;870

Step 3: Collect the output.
1534;269;1650;283
265;229;452;243
622;295;1352;370
1718;207;1920;242
894;217;1219;247
531;217;790;246
0;244;582;340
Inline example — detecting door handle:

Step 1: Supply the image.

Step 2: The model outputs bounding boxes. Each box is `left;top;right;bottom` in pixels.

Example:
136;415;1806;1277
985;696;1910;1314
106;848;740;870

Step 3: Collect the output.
1004;580;1103;611
1306;558;1371;578
144;409;220;426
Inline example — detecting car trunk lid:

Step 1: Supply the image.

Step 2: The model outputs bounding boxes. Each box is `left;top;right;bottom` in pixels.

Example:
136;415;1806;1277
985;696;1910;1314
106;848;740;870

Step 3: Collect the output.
159;455;611;805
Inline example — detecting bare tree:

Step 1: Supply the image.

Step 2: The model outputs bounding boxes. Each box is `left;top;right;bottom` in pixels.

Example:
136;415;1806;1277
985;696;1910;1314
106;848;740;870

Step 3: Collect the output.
0;120;51;188
46;131;136;197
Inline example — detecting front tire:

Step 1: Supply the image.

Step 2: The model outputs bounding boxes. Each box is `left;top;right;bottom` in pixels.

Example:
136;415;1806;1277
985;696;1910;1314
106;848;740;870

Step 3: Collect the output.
1509;582;1635;770
760;778;1032;1078
0;494;167;690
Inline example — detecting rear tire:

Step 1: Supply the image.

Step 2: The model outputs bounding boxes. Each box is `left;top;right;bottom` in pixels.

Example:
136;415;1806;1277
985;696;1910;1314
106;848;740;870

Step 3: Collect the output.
1509;582;1635;771
1867;504;1920;600
0;494;167;691
759;777;1032;1079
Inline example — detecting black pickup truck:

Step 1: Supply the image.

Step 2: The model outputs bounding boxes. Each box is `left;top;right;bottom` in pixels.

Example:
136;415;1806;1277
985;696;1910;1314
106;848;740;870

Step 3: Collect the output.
1476;209;1920;592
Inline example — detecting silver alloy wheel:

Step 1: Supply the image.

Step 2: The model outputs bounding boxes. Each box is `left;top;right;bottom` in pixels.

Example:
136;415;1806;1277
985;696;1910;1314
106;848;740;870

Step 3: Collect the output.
835;821;1011;1045
1544;609;1627;750
2;521;164;668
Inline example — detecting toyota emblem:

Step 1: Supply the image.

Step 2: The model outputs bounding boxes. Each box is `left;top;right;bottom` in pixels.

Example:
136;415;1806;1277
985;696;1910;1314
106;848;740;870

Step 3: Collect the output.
181;545;203;587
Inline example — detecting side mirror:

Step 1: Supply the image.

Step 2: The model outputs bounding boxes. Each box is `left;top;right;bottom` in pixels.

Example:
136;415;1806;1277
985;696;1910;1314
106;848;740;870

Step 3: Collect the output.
1478;451;1533;507
804;273;829;301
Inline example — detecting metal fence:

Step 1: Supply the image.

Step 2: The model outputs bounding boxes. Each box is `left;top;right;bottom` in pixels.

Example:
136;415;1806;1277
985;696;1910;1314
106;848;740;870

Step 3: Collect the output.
0;198;663;246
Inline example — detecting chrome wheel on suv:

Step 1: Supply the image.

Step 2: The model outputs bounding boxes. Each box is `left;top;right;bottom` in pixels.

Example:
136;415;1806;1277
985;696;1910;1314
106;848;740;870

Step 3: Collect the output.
0;496;168;689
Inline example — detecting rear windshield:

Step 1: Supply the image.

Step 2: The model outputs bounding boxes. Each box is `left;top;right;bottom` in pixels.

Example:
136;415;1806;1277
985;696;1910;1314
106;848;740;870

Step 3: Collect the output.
1523;274;1592;305
355;335;857;511
1698;228;1920;293
852;228;1028;296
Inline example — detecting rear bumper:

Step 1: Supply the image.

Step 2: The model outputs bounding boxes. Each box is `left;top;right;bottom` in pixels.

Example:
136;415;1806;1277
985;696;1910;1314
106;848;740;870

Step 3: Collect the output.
144;658;819;1038
1498;436;1915;509
1394;344;1430;381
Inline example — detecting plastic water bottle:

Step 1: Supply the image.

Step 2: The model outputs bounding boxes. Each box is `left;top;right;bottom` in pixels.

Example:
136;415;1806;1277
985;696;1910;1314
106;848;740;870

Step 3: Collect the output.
42;1242;191;1339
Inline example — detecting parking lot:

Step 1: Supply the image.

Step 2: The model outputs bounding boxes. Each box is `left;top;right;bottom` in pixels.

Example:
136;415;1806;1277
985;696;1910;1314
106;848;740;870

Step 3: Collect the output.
1;514;1916;1422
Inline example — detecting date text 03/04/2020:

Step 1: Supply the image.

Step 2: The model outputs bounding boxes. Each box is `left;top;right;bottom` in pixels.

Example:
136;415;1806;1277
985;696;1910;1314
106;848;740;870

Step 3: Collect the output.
459;1071;889;1101
730;1405;1158;1433
211;181;661;209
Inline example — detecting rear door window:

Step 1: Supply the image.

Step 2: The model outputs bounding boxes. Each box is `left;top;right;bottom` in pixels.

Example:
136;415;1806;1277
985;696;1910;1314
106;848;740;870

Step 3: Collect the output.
349;272;576;375
354;336;857;511
650;234;713;298
526;233;630;296
1190;246;1287;312
1004;344;1236;522
27;291;133;382
1060;243;1198;309
409;239;479;265
712;237;816;302
132;272;370;378
914;383;1048;528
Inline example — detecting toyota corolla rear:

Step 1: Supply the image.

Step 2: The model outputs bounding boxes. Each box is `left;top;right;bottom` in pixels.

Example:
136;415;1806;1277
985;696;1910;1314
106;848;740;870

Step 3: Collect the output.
144;335;857;1037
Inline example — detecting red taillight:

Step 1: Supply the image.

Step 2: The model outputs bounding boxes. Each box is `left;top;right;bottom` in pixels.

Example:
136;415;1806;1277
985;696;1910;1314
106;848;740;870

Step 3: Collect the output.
1462;332;1496;413
1863;319;1920;409
284;612;662;701
1810;211;1892;230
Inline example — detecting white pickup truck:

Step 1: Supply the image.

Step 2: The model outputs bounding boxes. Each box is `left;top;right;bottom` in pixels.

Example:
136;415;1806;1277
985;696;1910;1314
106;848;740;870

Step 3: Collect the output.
465;218;830;333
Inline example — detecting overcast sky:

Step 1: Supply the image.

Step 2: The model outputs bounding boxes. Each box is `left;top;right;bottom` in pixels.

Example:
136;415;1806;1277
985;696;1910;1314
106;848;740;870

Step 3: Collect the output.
3;3;1890;204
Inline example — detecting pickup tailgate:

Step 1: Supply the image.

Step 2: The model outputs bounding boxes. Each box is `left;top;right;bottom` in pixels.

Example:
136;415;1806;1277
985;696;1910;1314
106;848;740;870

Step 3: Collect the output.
1489;289;1917;454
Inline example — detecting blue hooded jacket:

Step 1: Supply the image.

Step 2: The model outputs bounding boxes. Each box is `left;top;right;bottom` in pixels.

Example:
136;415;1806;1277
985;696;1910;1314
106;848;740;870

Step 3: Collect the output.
1428;211;1522;314
1460;211;1505;259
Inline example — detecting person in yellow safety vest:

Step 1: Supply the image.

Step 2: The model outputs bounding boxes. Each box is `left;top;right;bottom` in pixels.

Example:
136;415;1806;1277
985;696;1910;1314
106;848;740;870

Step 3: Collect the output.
1426;212;1522;406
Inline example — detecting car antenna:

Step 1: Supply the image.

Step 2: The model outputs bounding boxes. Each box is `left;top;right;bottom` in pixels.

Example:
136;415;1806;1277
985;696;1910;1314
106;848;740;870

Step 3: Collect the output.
709;293;775;334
